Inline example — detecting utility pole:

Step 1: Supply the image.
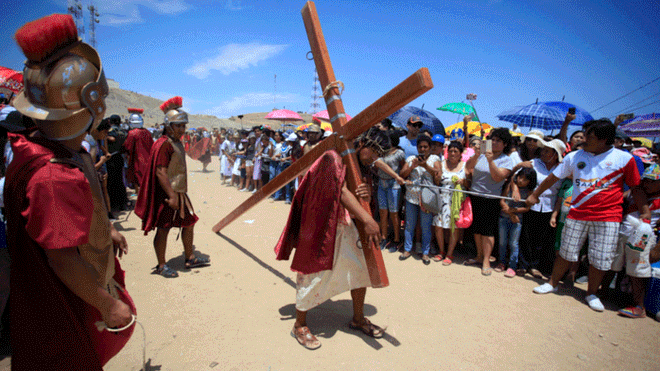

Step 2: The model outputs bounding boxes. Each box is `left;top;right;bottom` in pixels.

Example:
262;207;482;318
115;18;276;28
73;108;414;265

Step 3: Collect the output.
308;68;321;114
88;2;100;48
67;0;85;39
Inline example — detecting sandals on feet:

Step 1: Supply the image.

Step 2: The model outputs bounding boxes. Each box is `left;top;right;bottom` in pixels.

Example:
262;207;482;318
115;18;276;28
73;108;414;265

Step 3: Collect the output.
481;267;493;276
431;254;444;262
348;317;385;338
185;256;211;269
291;326;321;350
399;252;412;261
463;258;480;266
153;264;178;278
442;256;453;266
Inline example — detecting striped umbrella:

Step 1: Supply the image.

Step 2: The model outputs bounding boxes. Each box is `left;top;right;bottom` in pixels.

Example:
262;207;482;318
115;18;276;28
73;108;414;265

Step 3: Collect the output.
620;113;660;137
497;104;565;130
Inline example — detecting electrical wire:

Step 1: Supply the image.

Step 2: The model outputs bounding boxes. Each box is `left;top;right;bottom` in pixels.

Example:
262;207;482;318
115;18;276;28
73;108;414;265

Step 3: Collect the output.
613;93;660;115
591;76;660;113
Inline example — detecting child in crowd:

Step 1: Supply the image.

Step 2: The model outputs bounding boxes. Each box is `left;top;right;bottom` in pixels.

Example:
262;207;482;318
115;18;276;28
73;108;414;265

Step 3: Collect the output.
497;168;536;277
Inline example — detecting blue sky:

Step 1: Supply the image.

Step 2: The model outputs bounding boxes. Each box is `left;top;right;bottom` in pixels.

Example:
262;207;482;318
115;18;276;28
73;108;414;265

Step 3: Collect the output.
1;0;658;133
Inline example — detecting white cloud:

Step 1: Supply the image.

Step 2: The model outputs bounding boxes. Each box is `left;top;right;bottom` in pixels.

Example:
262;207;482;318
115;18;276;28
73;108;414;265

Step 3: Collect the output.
184;43;288;79
225;0;242;11
204;92;299;118
83;0;193;25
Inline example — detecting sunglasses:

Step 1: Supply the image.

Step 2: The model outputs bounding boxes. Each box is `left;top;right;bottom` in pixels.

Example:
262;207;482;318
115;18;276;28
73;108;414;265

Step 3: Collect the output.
409;122;423;128
525;138;538;142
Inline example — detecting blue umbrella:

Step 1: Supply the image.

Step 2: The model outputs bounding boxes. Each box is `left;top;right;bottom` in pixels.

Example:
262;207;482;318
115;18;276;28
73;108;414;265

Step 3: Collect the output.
388;106;445;135
496;104;565;130
541;101;594;126
620;113;660;137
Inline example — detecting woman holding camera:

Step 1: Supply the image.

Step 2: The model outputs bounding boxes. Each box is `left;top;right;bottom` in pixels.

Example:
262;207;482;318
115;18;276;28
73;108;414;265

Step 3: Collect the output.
465;128;514;276
399;134;442;265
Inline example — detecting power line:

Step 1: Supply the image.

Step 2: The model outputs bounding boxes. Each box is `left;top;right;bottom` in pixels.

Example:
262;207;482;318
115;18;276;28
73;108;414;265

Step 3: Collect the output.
591;75;660;113
614;93;659;115
625;98;660;113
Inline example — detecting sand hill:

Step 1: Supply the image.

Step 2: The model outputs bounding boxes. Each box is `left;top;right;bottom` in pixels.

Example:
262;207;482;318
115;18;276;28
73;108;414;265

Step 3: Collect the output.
105;80;314;131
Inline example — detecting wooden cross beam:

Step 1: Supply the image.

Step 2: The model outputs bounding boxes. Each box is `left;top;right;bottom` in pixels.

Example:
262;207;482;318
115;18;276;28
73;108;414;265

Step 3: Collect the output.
212;1;434;288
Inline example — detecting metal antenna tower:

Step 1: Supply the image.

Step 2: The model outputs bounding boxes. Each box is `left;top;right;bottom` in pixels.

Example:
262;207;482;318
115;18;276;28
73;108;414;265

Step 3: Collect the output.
87;2;101;48
308;68;321;114
67;0;85;39
273;74;277;109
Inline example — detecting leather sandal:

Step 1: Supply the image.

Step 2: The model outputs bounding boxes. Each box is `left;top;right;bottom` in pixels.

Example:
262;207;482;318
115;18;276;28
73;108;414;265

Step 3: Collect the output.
291;326;321;350
185;256;211;269
153;264;178;278
348;317;385;338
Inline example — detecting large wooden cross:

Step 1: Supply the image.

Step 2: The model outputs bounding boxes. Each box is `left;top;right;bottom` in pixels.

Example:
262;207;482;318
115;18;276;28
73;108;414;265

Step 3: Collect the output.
212;1;434;288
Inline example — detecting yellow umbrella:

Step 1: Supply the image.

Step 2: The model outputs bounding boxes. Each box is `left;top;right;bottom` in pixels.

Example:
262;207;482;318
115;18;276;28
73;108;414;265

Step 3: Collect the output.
445;121;492;136
632;137;653;149
297;123;312;132
320;122;333;132
478;126;523;138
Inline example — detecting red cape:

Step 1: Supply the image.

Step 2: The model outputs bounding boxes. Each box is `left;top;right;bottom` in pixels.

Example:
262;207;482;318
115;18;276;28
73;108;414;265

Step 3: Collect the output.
5;133;134;369
188;137;211;161
274;150;346;274
123;127;153;186
135;136;168;234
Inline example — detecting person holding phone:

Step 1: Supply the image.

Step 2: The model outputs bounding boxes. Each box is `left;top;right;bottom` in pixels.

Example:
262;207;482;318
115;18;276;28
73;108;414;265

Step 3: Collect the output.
465;128;514;275
399;135;442;265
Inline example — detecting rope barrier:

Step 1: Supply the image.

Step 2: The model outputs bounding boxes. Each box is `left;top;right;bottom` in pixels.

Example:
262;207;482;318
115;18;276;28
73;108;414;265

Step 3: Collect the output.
414;182;524;202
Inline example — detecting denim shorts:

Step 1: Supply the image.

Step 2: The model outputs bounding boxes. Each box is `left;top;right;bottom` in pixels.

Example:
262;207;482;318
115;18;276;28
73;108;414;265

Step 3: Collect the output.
377;178;401;212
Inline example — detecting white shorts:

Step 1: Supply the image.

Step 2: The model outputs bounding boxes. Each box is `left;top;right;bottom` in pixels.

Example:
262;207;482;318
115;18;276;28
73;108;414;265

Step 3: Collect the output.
612;234;653;278
559;218;619;271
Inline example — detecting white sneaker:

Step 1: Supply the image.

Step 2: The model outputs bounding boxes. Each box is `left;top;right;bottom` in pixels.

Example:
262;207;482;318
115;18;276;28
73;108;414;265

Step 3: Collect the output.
533;283;558;294
585;294;604;312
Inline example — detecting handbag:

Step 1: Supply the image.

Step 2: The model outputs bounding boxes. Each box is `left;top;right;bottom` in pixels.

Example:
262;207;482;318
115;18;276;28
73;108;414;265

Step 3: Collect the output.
419;179;441;215
456;196;473;228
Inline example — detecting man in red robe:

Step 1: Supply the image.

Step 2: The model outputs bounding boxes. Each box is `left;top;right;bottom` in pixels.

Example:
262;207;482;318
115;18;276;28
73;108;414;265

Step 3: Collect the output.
123;108;153;194
275;128;389;350
5;14;135;369
136;96;210;278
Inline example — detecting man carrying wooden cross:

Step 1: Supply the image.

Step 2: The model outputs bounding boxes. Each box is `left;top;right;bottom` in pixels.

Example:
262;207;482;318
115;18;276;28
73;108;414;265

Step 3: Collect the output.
275;128;390;350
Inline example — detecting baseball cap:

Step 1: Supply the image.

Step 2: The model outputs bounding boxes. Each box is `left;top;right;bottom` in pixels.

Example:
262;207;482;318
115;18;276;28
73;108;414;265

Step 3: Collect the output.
286;133;298;142
431;134;445;144
407;116;423;126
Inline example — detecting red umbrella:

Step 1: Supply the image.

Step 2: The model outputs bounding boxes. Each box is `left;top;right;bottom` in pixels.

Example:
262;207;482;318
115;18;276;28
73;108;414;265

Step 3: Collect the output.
265;109;303;121
0;66;23;96
312;109;352;123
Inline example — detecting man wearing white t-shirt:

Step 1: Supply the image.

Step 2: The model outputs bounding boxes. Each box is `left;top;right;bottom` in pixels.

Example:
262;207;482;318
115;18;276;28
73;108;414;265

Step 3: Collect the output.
526;119;650;312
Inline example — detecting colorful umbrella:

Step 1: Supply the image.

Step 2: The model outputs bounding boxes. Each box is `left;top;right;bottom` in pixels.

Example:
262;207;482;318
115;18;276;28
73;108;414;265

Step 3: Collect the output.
265;109;303;121
197;126;208;131
437;102;475;116
496;104;565;130
296;123;312;131
620;113;660;137
0;66;23;96
632;137;653;149
312;109;352;123
388;106;445;135
445;121;492;137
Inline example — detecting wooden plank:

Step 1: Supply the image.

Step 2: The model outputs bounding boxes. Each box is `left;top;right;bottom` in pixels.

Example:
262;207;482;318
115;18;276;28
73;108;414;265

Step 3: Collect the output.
302;1;390;287
336;68;434;141
212;135;337;233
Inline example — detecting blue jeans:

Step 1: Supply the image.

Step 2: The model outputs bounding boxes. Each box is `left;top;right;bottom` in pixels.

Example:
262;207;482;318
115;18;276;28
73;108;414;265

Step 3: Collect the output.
498;215;521;269
273;162;294;201
377;178;401;213
269;162;280;197
404;200;433;255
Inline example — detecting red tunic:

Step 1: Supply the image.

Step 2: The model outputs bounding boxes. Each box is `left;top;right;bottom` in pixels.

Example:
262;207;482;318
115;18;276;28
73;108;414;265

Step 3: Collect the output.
275;150;346;274
5;133;135;370
123;127;153;186
136;136;198;234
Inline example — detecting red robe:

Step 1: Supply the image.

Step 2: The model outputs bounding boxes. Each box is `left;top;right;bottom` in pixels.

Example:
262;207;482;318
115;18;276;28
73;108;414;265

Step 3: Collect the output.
123;127;153;186
5;132;135;370
136;136;198;234
275;150;346;274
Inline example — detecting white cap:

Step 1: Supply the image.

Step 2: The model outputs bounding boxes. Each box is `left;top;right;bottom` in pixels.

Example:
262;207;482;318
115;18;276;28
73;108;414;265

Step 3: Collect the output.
522;130;544;143
286;133;298;142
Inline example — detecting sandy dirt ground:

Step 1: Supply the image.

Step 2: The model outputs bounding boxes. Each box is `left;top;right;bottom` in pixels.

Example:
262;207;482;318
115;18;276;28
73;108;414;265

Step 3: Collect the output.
3;155;660;370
